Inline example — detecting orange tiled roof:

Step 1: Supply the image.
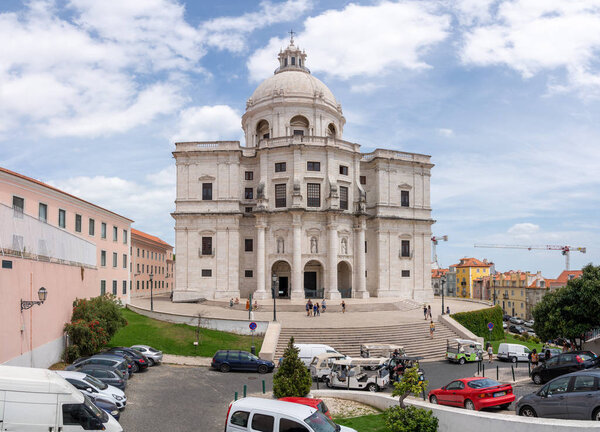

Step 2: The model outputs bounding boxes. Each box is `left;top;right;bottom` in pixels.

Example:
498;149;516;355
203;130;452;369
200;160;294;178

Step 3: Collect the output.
432;269;448;278
131;228;172;248
0;166;133;222
528;278;554;288
554;270;583;284
456;258;491;268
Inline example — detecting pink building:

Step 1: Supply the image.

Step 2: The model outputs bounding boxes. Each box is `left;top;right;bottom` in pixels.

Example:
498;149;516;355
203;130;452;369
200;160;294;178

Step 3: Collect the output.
0;166;132;367
131;228;174;299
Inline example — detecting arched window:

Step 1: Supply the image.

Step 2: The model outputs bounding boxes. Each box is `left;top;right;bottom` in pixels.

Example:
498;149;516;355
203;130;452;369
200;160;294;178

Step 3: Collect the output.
291;57;296;65
290;115;309;137
327;123;336;138
256;120;270;140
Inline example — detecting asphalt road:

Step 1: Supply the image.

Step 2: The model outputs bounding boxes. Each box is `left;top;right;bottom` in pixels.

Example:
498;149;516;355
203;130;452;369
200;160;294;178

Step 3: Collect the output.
118;360;541;431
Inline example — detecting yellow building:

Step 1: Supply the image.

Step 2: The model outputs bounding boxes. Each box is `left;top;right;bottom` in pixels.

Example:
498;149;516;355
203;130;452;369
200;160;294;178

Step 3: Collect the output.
491;271;531;319
455;258;491;298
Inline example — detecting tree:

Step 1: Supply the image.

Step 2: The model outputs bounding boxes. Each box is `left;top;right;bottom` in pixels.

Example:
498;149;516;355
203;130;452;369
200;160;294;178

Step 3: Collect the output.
533;264;600;348
391;364;428;408
272;337;312;398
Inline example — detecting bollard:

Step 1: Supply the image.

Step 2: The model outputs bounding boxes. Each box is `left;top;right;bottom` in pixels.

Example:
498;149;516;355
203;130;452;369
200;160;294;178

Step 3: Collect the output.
422;388;426;401
316;377;319;390
528;362;531;375
243;384;247;398
347;375;350;390
482;364;485;377
477;361;480;375
511;365;515;382
497;365;499;380
235;391;238;401
262;380;266;394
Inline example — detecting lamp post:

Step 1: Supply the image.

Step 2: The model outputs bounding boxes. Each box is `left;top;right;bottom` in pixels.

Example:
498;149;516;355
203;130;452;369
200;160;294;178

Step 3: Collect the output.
441;276;446;315
271;274;278;322
149;272;154;311
21;287;48;312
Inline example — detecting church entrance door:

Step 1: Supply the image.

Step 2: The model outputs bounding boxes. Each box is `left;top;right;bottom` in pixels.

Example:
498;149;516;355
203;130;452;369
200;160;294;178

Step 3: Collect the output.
304;272;317;297
278;277;289;297
272;260;291;299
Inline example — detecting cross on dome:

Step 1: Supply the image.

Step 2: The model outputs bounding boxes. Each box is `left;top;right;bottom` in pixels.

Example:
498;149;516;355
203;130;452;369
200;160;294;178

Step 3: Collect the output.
275;33;310;75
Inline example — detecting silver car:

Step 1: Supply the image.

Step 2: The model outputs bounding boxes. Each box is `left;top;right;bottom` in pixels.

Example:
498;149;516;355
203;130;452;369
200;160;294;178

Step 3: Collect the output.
130;345;163;366
516;370;600;420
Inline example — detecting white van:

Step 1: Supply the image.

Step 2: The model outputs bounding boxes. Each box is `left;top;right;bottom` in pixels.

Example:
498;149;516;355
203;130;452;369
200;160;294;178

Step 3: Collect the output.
0;365;122;432
497;343;531;363
225;397;356;432
294;344;341;368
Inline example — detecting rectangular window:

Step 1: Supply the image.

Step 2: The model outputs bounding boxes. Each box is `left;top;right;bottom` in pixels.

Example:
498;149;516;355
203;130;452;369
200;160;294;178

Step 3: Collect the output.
365;241;367;253
113;226;118;241
275;162;286;172
245;188;254;200
245;171;253;180
123;229;128;244
12;196;24;218
58;209;66;228
202;237;213;255
112;280;117;295
75;214;82;232
137;248;139;257
137;263;140;273
39;203;47;222
291;56;296;65
123;254;127;269
112;252;117;267
202;183;213;200
402;270;411;277
360;176;366;185
136;280;140;290
88;218;95;235
401;240;411;257
245;239;253;252
101;250;106;266
307;161;320;171
293;129;304;136
245;206;253;213
401;190;410;207
100;280;106;295
122;281;127;295
245;270;253;278
201;269;212;277
339;186;348;210
307;183;320;207
275;184;286;208
339;165;348;175
101;222;107;239
142;249;145;258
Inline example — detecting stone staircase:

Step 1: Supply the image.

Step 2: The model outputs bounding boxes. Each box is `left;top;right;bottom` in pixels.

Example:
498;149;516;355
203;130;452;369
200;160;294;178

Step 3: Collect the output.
275;321;460;361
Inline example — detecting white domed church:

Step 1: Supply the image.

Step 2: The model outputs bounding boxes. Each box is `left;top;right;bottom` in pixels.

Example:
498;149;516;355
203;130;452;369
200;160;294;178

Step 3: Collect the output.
172;37;434;302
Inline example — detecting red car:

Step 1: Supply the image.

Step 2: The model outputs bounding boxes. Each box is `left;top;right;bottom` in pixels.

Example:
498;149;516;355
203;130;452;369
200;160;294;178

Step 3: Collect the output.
279;397;332;420
428;377;515;411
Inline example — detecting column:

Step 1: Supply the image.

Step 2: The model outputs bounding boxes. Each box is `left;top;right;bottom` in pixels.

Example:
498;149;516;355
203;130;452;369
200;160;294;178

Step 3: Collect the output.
291;212;303;299
327;215;341;299
354;217;369;298
254;218;268;299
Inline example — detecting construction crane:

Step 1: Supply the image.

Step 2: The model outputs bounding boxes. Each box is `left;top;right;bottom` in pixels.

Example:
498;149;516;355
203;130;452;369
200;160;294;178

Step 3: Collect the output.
473;244;586;271
431;235;448;268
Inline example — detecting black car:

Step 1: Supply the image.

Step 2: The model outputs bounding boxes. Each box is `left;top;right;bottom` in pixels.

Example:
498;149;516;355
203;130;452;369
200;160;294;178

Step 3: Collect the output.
90;396;120;421
76;364;128;390
530;351;600;384
509;325;525;334
211;350;275;373
67;355;131;378
103;347;149;372
503;314;512;321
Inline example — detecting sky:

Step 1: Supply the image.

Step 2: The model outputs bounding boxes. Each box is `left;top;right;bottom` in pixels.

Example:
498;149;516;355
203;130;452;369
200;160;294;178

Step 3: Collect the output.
1;0;599;278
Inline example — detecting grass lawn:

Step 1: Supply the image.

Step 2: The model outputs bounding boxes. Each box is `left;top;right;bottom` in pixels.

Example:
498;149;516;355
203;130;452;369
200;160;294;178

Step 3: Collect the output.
108;308;263;357
335;414;386;432
489;333;544;353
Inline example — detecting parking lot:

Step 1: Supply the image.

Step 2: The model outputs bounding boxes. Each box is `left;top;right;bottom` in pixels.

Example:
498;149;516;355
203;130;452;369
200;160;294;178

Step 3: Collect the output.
119;360;539;432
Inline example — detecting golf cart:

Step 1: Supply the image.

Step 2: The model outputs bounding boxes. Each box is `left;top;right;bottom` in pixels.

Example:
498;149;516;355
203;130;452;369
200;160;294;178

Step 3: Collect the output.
360;344;405;358
446;338;483;365
309;352;347;382
327;358;389;392
388;355;425;383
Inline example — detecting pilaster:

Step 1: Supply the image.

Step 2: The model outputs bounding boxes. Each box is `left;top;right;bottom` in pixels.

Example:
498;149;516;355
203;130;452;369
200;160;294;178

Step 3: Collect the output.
291;212;304;299
327;214;341;299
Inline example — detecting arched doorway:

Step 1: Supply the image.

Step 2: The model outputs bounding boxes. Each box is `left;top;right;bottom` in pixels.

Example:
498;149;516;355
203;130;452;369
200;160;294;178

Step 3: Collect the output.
256;119;270;140
271;260;291;298
290;115;309;137
304;260;323;298
337;261;352;298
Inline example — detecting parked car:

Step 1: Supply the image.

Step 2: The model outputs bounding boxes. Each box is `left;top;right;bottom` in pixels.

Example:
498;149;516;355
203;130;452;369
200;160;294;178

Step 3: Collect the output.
530;351;600;384
326;358;389;392
541;347;562;360
503;314;512;321
497;343;531;363
502;322;508;329
67;355;131;378
524;320;535;328
279;397;332;420
130;345;163;366
429;377;515;411
509;317;524;325
74;365;128;391
446;339;483;365
224;397;357;432
211;350;275;373
294;344;342;368
90;396;121;421
55;371;127;409
517;370;600;420
508;325;525;334
103;347;149;372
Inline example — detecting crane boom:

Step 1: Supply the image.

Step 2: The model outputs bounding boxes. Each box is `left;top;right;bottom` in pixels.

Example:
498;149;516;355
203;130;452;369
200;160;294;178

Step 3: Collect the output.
473;244;586;271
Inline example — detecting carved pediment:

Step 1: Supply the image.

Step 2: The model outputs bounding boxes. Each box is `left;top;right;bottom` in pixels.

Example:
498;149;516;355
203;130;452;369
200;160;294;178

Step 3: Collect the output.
199;230;216;236
273;228;289;237
398;183;412;190
199;175;216;181
306;228;321;237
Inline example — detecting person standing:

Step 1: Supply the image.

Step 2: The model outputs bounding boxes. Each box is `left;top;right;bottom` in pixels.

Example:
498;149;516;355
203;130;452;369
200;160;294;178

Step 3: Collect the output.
487;344;494;363
429;321;435;339
341;300;346;313
427;305;432;320
313;302;318;317
316;302;320;316
531;349;539;367
305;300;310;317
229;298;234;308
446;306;450;315
423;305;427;320
246;299;250;310
308;299;313;316
322;299;327;313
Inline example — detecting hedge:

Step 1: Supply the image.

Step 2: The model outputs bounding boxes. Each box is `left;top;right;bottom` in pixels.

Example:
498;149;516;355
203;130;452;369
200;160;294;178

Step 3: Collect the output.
451;305;504;341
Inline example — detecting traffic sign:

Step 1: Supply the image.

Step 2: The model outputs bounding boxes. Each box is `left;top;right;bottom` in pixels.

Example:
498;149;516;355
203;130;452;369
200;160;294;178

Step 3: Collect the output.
249;322;257;331
487;322;494;330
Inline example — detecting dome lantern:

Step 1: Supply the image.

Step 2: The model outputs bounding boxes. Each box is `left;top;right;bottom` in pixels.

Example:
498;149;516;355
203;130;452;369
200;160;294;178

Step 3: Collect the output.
275;30;310;75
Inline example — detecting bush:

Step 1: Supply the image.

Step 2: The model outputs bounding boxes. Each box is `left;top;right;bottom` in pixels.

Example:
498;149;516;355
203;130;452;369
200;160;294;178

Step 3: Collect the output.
64;295;126;362
384;405;438;432
451;306;504;340
272;337;312;398
521;332;530;341
531;336;541;344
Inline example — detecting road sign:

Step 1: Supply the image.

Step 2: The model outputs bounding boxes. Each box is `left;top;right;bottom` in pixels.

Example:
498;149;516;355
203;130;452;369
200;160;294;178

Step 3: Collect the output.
487;322;494;330
249;322;257;331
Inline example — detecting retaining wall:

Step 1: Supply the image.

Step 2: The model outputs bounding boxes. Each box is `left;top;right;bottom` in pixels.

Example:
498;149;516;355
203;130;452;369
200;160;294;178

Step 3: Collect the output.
439;314;484;346
258;322;281;361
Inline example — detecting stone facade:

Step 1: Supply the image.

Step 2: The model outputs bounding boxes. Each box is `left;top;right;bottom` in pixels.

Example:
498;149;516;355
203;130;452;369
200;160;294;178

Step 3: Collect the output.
172;38;434;302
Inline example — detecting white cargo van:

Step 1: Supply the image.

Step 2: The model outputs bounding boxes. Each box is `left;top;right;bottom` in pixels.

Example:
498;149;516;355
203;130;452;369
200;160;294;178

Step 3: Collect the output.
294;344;342;368
0;365;122;432
497;343;531;363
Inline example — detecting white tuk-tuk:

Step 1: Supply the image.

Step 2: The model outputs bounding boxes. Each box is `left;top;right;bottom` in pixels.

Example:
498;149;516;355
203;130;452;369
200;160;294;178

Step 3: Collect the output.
309;352;347;382
326;359;389;392
360;344;405;358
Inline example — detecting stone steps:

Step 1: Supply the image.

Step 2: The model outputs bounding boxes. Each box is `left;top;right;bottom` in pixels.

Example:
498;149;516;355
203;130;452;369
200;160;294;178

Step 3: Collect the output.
274;321;460;360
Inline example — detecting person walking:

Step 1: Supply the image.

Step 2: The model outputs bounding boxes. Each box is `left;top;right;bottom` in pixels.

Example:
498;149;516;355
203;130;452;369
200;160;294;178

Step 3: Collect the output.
487;344;494;363
446;306;450;315
423;305;428;320
341;300;346;313
427;305;432;320
531;349;539;367
429;320;435;339
322;299;327;313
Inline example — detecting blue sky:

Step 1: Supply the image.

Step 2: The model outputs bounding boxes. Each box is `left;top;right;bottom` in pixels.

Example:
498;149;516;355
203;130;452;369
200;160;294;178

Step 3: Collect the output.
1;0;599;278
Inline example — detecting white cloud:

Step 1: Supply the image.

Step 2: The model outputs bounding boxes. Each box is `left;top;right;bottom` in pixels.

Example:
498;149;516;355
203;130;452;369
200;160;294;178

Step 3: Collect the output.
350;82;383;94
248;1;451;82
437;128;454;137
507;222;540;236
453;0;496;25
459;0;600;95
171;105;242;142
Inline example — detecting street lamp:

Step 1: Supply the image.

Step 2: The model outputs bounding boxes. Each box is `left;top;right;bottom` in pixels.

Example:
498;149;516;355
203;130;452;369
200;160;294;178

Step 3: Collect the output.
441;276;446;315
271;274;278;322
149;272;154;311
21;287;48;312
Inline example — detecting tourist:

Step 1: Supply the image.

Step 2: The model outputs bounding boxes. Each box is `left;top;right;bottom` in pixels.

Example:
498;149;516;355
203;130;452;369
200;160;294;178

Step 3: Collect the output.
253;300;258;310
446;306;450;315
234;297;239;305
305;301;310;316
316;302;320;316
308;299;313;316
429;320;435;339
245;299;250;310
531;349;539;366
423;305;427;320
427;305;432;319
322;299;327;313
487;344;493;363
313;302;318;317
341;300;346;313
229;298;234;308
